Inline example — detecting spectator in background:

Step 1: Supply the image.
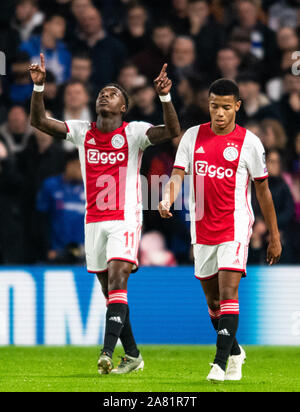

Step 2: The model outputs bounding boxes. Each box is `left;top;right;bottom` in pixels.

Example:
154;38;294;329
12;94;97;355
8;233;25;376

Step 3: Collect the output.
236;72;280;125
70;52;92;84
233;0;278;82
170;36;197;85
228;27;262;75
266;26;300;101
215;47;241;81
119;3;150;57
36;150;85;263
0;139;24;263
0;6;21;64
0;80;7;125
0;106;33;158
62;80;92;123
284;131;300;262
117;62;143;95
177;76;210;128
61;80;93;150
20;13;71;84
267;0;299;31
70;52;95;100
250;148;295;263
126;82;163;125
169;0;190;34
187;0;225;73
11;0;44;42
265;149;295;260
260;118;288;155
70;0;93;21
139;231;177;267
74;7;127;90
18;114;65;262
276;26;299;58
8;51;33;107
244;119;263;137
141;130;191;263
133;22;175;81
279;70;300;147
43;70;61;116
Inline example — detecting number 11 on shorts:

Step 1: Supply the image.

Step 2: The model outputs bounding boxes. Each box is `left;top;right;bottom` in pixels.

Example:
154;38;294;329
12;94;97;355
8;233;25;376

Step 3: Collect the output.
124;231;134;249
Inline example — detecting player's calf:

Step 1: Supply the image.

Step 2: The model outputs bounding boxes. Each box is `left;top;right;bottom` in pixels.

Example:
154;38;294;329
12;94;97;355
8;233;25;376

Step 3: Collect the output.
213;299;240;371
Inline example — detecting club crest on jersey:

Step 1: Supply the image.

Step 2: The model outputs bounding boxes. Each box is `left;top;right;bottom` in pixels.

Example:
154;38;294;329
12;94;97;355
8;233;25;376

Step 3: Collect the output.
223;144;239;162
111;134;125;149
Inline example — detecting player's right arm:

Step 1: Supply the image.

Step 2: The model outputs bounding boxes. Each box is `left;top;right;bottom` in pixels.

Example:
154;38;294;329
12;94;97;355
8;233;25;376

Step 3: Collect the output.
29;53;67;139
158;127;192;218
158;168;185;218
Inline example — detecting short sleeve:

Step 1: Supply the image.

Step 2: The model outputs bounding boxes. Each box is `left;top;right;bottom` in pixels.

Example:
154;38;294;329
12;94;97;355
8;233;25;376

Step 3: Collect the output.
65;120;91;146
129;121;153;151
246;132;269;181
173;128;194;174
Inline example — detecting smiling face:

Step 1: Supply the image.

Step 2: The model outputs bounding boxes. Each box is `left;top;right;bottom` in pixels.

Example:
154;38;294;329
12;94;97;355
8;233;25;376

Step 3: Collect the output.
96;86;126;117
209;93;241;134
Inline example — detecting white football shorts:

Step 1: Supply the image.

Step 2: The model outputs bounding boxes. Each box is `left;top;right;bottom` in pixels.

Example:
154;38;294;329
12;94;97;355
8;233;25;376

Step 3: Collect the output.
193;241;248;280
85;220;142;274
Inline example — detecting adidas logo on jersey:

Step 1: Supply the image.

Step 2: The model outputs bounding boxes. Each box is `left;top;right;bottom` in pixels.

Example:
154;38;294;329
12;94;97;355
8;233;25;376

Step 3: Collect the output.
196;146;205;154
218;329;230;336
87;138;96;145
109;316;123;324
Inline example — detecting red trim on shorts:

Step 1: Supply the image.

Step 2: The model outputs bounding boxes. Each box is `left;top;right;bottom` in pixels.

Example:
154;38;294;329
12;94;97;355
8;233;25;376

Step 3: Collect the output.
195;272;218;281
254;175;268;181
87;269;108;275
219;267;245;273
64;121;70;133
219;267;247;278
107;257;138;266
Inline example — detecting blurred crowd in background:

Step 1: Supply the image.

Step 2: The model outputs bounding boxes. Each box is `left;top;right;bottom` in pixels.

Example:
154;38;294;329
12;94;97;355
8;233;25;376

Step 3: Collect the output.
0;0;299;266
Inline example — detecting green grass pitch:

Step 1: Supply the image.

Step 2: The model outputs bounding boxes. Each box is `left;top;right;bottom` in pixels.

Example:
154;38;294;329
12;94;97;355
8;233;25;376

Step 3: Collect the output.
1;346;300;392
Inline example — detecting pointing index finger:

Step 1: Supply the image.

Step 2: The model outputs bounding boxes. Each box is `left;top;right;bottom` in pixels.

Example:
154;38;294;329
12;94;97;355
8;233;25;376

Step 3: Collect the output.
40;53;45;69
159;63;168;77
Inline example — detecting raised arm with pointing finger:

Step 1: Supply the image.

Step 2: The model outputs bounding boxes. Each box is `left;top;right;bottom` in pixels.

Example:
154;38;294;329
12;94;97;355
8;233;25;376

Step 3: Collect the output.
29;53;68;139
29;55;180;143
146;63;181;144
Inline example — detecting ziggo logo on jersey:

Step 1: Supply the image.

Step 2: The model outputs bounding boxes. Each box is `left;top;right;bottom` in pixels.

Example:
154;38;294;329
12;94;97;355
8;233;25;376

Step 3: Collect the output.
195;161;234;179
87;149;125;165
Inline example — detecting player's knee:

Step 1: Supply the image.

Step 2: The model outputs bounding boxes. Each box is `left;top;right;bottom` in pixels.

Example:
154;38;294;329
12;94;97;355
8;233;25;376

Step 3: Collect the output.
108;267;131;292
219;287;238;301
207;297;220;311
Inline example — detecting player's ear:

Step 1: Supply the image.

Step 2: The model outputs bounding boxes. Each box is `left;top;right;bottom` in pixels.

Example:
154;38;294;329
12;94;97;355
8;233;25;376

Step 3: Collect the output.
235;99;242;112
121;105;126;114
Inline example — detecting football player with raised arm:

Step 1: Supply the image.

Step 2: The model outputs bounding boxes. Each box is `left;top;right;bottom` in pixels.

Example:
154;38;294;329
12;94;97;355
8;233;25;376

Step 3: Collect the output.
29;53;180;375
158;78;282;383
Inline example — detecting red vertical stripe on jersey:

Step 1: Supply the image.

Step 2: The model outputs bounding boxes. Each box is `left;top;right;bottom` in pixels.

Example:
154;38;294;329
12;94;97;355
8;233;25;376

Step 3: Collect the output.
84;122;129;223
193;123;247;245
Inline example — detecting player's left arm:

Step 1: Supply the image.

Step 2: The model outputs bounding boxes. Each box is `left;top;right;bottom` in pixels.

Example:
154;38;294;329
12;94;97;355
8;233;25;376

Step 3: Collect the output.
254;178;282;265
146;64;181;144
